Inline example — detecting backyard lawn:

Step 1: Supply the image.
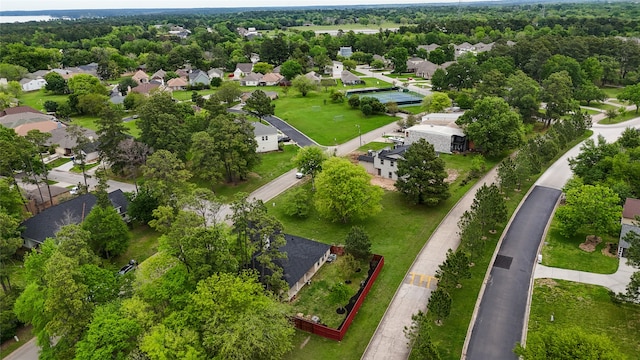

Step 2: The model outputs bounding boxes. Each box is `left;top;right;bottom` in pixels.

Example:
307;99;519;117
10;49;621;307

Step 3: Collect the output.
526;279;640;359
541;215;619;274
272;153;491;360
172;88;217;101
18;90;68;111
112;225;161;268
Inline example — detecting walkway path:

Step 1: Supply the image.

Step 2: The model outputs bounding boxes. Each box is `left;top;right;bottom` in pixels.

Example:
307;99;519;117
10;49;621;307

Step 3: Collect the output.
534;260;636;293
362;164;500;360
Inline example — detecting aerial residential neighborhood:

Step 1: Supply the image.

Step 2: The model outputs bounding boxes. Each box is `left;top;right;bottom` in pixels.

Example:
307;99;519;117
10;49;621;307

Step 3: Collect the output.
1;2;640;360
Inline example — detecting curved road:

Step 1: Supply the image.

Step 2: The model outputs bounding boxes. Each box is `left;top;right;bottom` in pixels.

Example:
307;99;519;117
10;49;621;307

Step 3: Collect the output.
462;117;640;359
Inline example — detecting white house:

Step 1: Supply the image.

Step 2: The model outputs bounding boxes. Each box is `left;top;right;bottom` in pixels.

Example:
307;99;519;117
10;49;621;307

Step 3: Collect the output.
358;145;409;180
234;63;254;79
404;124;468;154
20;77;47;92
253;122;278;153
241;72;262;87
325;61;344;78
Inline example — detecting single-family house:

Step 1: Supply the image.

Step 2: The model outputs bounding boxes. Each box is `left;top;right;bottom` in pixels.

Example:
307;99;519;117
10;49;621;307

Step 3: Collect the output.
259;72;284;86
20;190;129;249
358;145;409;180
253;122;279;153
417;43;441;52
25;185;71;214
167;77;188;91
208;68;224;79
406;57;426;73
168;26;191;39
304;71;321;84
131;83;162;96
47;127;100;162
176;69;190;78
49;68;76;79
132;70;149;84
415;61;441;79
474;42;495;53
250;53;261;64
454;42;476;58
421;112;465;126
325;61;344;78
188;70;210;87
20;77;47;92
272;65;281;74
404;124;468;154
254;233;331;300
151;69;166;82
0;106;59;135
234;63;254;79
341;70;363;85
619;198;640;258
241;72;262;86
372;54;391;68
338;46;353;58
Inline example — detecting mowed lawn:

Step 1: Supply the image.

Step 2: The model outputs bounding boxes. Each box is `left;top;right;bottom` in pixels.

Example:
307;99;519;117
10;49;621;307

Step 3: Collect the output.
271;154;490;360
275;92;398;146
527;279;640;358
19;90;68;111
192;145;299;200
541;215;619;274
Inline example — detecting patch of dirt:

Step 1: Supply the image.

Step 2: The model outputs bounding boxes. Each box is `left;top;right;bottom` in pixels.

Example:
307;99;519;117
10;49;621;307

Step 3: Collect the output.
371;176;397;191
445;169;459;183
537;278;558;288
601;242;618;258
579;235;602;252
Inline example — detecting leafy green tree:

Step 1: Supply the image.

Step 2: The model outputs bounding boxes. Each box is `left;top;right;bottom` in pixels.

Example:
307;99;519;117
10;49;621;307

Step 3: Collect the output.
541;54;583;89
342;59;357;71
477;69;507;98
291;74;317;97
498;157;518;194
314;157;383;223
0;210;22;292
568;135;619;184
43;100;58;113
252;62;274;74
430;68;447;91
0;63;28;81
75;302;142;360
328;282;350;307
141;150;193;206
396;139;450;206
422;92;452;113
618;127;640;149
210;77;222;87
117;77;138;95
293;146;327;190
68;73;107;95
556;184;622;238
618;83;640;113
25;129;55;206
44;71;68;94
515;327;625;360
345;226;372;260
244;90;275;118
138;91;193;158
187;272;295;359
575;82;605;106
427;288;451;325
283;186;311;218
581;57;604;85
280;59;303;81
215;80;242;105
0;178;24;219
123;92;144;110
456;97;525;157
371;59;385;70
386;47;409;73
505;70;541;122
542;71;577;125
82;205;130;259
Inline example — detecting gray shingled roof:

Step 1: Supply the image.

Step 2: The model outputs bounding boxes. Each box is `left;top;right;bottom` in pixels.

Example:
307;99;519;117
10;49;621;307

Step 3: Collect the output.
275;234;331;287
21;190;129;244
252;122;277;137
620;224;640;249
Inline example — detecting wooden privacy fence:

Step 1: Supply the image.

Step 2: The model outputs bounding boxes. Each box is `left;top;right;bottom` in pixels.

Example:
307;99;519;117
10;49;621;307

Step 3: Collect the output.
292;254;384;341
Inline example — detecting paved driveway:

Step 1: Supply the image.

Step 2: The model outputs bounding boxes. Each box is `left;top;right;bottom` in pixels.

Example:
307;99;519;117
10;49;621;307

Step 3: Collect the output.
262;115;316;147
464;186;561;360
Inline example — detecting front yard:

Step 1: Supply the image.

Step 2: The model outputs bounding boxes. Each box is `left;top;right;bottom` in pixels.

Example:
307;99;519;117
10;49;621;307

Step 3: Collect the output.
541;215;620;274
527;279;640;359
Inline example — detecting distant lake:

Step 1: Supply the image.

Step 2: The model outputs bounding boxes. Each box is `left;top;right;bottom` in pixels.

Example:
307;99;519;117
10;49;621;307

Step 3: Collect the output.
0;15;56;23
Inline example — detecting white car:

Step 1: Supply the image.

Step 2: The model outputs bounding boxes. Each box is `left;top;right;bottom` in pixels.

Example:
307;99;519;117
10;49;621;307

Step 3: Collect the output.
296;172;304;179
69;186;79;195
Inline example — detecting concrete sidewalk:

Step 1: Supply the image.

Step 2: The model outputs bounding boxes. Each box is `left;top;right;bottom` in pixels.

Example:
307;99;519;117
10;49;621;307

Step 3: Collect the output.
534;259;636;293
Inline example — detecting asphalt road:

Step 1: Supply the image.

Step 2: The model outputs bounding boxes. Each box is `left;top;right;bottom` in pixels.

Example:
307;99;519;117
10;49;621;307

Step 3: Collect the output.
465;186;561;360
263;114;316;147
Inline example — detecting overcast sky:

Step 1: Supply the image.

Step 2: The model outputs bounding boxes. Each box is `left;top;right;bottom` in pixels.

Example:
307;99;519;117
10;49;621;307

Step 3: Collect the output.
3;0;466;12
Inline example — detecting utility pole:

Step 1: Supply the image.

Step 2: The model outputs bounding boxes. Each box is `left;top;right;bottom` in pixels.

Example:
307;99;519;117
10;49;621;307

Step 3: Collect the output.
356;124;362;146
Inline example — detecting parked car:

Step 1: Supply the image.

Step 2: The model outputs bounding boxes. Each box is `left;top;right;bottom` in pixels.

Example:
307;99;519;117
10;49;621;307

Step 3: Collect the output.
69;186;79;195
278;136;291;143
296;172;304;179
118;259;137;275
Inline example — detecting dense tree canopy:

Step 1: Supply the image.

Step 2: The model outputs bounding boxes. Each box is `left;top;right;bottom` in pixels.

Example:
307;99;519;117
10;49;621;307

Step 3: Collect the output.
395;139;450;206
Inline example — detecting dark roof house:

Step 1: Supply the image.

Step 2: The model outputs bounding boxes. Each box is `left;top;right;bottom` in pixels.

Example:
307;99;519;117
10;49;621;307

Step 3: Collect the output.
21;190;129;248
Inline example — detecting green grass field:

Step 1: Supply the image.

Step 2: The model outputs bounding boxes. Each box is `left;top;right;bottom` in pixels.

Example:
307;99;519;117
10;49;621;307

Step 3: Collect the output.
272;153;492;360
599;110;640;124
541;216;619;274
192;145;299;200
602;86;625;99
275;92;398;146
357;141;392;152
113;225;161;268
172;89;217;101
527;279;640;358
18;90;68;111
